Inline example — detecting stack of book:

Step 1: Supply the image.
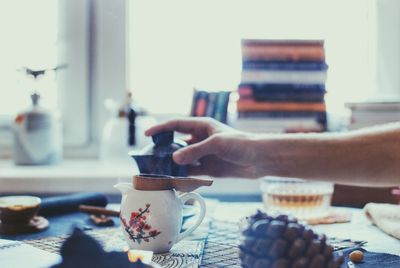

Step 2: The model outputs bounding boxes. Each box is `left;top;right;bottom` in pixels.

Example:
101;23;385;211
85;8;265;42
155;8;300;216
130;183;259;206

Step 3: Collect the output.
345;101;400;130
190;89;231;123
234;39;328;133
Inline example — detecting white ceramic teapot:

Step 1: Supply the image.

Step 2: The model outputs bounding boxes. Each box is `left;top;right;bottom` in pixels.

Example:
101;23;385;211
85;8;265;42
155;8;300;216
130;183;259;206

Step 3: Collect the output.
114;182;206;253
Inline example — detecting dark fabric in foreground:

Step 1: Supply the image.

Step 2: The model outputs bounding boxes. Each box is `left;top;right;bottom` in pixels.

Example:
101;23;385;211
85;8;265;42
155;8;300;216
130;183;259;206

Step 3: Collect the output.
52;228;146;268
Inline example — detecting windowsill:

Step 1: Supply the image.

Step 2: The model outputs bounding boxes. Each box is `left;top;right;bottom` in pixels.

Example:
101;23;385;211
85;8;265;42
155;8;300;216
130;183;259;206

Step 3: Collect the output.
0;159;262;195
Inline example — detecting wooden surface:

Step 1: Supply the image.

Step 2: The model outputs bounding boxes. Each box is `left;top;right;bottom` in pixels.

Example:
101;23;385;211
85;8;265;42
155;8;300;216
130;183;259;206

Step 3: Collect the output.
332;185;399;207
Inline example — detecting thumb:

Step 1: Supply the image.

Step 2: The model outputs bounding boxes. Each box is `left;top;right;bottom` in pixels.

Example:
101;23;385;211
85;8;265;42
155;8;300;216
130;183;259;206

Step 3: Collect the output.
173;137;216;164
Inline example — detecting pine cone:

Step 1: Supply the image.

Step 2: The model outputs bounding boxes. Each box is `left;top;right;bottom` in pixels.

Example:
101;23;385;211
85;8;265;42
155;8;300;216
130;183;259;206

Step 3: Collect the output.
239;211;344;268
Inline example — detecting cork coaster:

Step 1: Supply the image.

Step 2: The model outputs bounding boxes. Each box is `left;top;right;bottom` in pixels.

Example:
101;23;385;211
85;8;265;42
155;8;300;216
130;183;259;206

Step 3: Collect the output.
0;216;49;235
307;210;352;225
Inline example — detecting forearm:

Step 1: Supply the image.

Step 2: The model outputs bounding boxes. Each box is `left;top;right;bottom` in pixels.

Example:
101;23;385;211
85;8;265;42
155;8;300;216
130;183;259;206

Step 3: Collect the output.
252;123;400;187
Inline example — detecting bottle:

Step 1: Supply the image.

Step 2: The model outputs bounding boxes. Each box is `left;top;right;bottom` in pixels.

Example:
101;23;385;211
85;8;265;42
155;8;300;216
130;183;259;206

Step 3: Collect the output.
12;92;63;165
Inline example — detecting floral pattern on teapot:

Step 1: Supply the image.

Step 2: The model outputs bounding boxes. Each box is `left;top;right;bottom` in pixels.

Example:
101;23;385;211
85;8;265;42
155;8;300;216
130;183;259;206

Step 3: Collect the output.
120;203;161;244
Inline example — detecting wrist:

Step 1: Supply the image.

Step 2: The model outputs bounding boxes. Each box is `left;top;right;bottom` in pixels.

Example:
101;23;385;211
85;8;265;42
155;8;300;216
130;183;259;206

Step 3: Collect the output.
245;133;284;178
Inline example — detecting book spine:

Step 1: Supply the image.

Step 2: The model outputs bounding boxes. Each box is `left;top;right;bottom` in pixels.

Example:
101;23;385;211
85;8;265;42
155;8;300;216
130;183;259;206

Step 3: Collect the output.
194;91;209;116
241;70;327;84
214;91;230;123
238;111;326;119
233;119;323;130
190;89;199;116
205;92;218;117
242;60;328;71
237;100;326;112
238;92;325;103
241;39;324;47
238;112;327;128
242;88;327;97
239;83;326;92
238;87;253;98
241;46;325;61
234;118;320;125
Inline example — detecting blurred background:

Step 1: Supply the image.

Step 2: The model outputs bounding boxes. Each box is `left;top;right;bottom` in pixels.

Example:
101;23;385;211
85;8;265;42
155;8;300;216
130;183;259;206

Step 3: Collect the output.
0;0;399;205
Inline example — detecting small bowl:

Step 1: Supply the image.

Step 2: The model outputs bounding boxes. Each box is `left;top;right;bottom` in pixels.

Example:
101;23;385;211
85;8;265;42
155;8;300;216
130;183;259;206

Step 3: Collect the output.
0;195;42;224
261;177;334;220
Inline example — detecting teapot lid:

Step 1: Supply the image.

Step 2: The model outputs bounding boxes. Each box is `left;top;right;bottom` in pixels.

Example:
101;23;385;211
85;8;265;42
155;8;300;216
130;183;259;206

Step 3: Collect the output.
141;131;186;157
130;131;188;176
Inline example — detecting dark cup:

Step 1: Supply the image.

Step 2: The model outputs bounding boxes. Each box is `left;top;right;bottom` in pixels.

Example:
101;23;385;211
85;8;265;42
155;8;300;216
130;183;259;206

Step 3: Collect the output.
0;196;41;224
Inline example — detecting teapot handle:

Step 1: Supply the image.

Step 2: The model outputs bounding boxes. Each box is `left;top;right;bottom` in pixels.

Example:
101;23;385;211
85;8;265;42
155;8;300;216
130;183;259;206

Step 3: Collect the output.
176;192;206;243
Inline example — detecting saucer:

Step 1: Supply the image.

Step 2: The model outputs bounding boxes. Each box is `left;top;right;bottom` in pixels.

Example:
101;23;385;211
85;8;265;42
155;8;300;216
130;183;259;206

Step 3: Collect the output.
0;216;49;235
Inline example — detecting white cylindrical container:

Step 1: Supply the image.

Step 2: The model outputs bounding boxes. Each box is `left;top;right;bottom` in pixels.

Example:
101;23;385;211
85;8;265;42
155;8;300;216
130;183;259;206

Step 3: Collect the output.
12;93;63;165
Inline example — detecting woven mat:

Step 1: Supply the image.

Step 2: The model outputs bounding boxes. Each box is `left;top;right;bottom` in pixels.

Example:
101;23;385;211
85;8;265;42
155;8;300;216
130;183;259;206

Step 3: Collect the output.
25;227;204;268
201;220;241;267
24;220;366;267
23;220;240;267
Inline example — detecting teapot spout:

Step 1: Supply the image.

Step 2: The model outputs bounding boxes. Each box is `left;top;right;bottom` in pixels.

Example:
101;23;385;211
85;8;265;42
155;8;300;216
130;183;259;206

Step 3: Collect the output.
114;183;133;195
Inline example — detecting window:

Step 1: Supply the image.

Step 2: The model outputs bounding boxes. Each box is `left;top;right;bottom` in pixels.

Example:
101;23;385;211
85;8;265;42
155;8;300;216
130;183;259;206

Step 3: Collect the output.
0;0;58;150
0;0;92;153
1;0;399;158
0;0;58;117
128;0;400;115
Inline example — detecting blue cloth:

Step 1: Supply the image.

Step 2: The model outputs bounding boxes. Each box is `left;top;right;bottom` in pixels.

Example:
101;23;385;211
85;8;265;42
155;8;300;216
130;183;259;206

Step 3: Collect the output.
0;192;111;240
39;192;108;216
337;248;400;268
0;211;120;241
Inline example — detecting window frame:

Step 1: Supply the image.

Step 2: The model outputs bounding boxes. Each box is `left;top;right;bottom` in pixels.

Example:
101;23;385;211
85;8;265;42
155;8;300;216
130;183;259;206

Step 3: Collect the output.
0;0;128;158
0;0;93;157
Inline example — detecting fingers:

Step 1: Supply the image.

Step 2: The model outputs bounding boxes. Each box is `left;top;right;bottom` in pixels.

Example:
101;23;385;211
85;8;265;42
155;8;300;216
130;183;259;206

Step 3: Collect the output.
145;118;205;137
183;135;202;145
173;137;216;164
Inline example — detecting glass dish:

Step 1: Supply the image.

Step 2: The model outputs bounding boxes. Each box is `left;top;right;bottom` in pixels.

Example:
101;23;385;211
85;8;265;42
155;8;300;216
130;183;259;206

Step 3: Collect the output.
261;177;334;220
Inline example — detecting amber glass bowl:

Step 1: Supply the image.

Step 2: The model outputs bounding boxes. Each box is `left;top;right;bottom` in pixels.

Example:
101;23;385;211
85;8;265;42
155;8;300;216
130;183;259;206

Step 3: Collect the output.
261;177;334;220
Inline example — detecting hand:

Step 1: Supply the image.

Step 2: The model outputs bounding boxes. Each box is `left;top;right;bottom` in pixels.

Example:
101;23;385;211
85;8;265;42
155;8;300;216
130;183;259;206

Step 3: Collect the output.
145;117;260;178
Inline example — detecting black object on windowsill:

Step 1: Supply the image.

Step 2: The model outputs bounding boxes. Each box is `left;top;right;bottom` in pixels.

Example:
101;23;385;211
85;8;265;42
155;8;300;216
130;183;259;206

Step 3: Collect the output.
127;106;137;146
130;131;188;177
39;192;108;217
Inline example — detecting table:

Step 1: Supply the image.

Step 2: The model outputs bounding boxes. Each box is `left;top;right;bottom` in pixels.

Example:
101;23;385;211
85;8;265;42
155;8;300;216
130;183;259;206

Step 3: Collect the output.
211;202;400;256
1;201;399;267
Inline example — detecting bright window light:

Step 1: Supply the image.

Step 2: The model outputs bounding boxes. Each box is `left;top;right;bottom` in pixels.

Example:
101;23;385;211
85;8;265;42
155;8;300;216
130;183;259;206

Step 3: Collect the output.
129;0;376;115
0;0;58;117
